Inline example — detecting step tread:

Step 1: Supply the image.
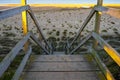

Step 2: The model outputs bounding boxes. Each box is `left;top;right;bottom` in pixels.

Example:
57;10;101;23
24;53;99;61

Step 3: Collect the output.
23;72;100;80
33;55;87;61
23;55;100;80
25;61;98;71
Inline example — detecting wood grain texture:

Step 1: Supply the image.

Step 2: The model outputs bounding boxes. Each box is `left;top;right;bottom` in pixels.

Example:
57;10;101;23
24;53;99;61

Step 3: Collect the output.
23;55;100;80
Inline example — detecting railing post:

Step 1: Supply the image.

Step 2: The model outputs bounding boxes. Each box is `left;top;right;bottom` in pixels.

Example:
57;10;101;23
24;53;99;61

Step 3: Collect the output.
93;0;103;49
21;0;28;51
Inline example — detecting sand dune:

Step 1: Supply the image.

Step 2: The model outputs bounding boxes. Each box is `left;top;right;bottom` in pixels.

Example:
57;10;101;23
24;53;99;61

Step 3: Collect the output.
0;6;120;40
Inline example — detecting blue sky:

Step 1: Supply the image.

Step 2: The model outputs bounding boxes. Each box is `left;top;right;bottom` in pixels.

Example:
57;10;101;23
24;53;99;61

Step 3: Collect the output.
0;0;120;4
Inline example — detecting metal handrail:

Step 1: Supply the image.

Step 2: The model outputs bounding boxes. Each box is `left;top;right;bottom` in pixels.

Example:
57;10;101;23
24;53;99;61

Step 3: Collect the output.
0;31;49;79
0;5;52;54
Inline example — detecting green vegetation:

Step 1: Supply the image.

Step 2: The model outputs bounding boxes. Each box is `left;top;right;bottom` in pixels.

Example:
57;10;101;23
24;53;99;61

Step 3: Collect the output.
113;28;118;32
85;30;90;33
48;31;53;35
47;37;57;50
61;24;64;27
57;41;65;51
56;31;60;36
2;24;12;31
111;21;115;24
3;32;16;37
67;23;73;28
47;19;51;23
52;29;56;32
32;45;42;54
102;30;107;32
57;38;60;41
63;30;67;36
0;54;25;80
43;28;46;30
69;32;74;35
15;26;19;30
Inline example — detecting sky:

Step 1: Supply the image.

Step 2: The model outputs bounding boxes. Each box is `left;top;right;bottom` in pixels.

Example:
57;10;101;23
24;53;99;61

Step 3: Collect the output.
0;0;120;4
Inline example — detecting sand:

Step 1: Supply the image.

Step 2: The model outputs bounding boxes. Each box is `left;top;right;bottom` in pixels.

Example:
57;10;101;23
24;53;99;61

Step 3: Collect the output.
0;6;120;41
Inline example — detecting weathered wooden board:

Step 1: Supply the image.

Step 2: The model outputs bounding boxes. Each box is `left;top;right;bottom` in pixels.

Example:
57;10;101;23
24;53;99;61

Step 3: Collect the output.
23;55;100;80
25;61;99;72
33;55;87;62
23;72;100;80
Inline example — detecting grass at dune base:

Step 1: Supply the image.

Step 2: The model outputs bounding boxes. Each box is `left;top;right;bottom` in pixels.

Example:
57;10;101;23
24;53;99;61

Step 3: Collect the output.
0;54;24;80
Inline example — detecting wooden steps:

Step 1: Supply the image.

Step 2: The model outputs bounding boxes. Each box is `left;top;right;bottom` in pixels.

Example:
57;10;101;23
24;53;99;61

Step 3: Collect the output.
22;55;100;80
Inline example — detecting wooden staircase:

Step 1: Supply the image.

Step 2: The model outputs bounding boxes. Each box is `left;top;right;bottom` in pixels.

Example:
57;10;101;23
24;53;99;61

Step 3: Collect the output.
22;53;100;80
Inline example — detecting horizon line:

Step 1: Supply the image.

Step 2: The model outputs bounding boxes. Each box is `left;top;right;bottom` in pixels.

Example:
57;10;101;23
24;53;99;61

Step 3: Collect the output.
0;3;120;8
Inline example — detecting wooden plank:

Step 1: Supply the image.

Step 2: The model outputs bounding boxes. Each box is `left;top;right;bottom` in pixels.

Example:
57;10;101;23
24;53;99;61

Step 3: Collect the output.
23;72;99;80
12;46;32;80
66;39;70;54
53;51;65;55
30;32;49;54
0;32;30;77
0;5;29;20
0;31;50;77
70;33;92;54
69;8;95;48
92;32;120;66
23;55;100;80
25;61;99;72
28;7;52;52
34;55;87;62
89;48;115;80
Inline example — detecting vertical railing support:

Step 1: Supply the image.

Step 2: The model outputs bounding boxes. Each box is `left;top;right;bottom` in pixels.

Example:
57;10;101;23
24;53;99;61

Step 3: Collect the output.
21;0;29;51
93;0;103;49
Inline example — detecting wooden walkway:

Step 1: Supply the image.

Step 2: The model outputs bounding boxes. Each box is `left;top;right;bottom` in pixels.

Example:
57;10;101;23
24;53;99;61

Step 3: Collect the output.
22;52;100;80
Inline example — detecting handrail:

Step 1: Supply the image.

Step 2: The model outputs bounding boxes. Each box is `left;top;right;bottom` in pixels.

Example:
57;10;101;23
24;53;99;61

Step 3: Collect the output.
0;5;29;20
70;32;120;66
69;31;120;80
0;31;49;78
12;46;32;80
27;7;52;50
89;48;115;80
70;33;92;54
68;6;109;49
92;32;120;66
68;7;96;48
67;5;120;52
0;5;52;53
